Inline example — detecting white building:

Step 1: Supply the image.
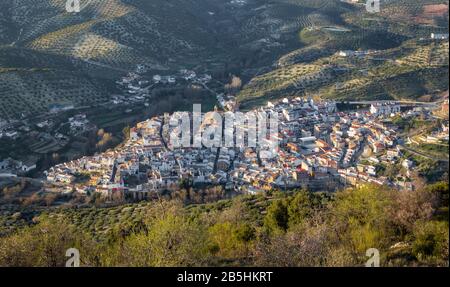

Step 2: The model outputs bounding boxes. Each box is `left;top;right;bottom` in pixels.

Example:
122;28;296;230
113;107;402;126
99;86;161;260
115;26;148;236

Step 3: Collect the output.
370;103;401;116
153;75;162;83
0;159;8;170
431;33;449;40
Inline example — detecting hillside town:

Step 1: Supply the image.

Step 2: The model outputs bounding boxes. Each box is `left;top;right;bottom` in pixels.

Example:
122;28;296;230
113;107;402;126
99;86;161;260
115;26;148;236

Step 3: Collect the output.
42;97;449;200
0;112;95;177
112;67;214;107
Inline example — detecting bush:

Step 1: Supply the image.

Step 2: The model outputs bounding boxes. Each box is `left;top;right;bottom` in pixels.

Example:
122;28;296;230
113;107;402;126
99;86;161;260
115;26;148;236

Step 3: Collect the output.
263;200;289;234
412;220;449;265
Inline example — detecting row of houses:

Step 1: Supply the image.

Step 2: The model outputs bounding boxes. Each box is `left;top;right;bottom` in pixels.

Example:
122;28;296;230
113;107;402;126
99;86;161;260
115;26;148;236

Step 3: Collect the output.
0;158;37;174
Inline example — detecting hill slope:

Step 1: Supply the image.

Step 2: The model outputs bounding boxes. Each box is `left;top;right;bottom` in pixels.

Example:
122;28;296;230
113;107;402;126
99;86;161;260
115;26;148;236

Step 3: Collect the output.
237;0;449;108
0;0;448;117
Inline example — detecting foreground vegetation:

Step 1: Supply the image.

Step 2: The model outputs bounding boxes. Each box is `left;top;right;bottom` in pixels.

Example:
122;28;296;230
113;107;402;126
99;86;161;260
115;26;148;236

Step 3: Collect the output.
0;182;447;267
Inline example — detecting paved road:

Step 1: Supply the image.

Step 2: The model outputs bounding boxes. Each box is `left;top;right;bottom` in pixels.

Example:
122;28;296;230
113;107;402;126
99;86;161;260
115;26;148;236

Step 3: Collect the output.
338;100;439;107
399;145;449;162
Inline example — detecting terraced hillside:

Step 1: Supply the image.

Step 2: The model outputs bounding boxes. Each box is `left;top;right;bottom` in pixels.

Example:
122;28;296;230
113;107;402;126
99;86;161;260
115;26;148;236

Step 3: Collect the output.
0;0;448;117
0;69;107;120
237;0;449;108
2;0;348;72
0;0;356;119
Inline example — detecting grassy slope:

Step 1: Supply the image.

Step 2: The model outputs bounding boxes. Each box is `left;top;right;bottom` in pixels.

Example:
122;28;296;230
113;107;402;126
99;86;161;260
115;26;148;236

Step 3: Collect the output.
237;0;449;108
